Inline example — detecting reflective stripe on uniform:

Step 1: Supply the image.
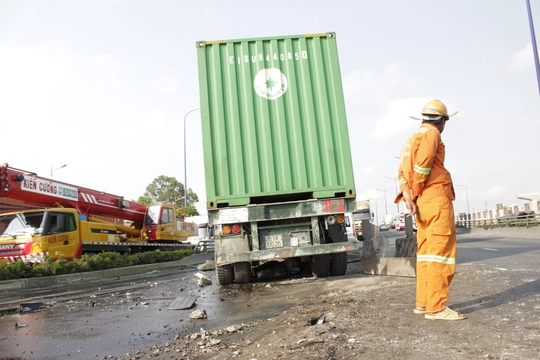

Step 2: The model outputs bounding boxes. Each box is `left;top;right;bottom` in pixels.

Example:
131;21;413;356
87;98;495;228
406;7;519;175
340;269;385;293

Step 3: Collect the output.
398;178;407;186
417;254;456;265
414;164;431;175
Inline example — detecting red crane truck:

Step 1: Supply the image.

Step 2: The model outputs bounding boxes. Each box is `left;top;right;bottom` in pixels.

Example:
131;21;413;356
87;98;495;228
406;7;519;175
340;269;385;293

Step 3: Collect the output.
0;164;195;262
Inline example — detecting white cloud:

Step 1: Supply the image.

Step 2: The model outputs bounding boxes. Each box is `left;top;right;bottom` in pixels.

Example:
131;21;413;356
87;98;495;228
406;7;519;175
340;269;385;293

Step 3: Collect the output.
120;110;164;137
0;45;65;125
152;75;178;93
507;44;533;71
202;7;220;22
488;184;508;197
357;189;381;202
193;181;208;215
363;166;375;173
371;97;427;140
343;63;422;104
94;53;124;71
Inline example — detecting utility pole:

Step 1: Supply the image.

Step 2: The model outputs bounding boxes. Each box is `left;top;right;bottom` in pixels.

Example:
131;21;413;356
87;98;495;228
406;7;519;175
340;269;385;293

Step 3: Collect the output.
376;187;393;218
526;0;540;96
370;197;382;225
183;107;200;208
385;176;400;213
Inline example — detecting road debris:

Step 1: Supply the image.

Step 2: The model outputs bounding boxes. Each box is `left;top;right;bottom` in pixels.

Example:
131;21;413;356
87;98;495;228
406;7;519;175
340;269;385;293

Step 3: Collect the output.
168;295;197;310
197;260;215;271
18;302;42;314
195;272;212;287
190;309;207;319
226;324;243;333
306;314;325;326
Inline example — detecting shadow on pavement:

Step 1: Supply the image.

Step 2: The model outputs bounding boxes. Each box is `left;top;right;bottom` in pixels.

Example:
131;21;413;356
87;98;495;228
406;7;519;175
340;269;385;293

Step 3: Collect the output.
452;278;540;315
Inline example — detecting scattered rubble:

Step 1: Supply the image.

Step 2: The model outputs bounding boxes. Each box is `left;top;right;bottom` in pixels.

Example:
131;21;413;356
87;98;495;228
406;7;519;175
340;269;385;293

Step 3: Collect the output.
197;276;212;287
197;260;215;271
189;309;207;319
195;272;213;287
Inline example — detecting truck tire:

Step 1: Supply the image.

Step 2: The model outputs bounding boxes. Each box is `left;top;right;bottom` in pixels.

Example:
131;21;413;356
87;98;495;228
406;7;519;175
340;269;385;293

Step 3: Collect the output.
216;264;233;285
233;262;251;284
330;252;347;276
310;254;330;278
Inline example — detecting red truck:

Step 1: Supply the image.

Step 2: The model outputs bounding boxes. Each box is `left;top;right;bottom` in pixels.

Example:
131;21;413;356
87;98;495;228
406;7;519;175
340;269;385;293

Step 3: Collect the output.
0;164;195;262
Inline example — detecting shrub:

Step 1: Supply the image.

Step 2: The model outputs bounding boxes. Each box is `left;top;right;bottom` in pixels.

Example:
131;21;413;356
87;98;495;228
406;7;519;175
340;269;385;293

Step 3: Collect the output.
0;249;194;281
0;260;34;280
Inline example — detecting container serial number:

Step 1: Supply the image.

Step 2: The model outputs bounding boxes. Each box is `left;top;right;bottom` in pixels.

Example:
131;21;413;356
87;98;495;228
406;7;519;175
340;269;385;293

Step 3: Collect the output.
229;51;308;64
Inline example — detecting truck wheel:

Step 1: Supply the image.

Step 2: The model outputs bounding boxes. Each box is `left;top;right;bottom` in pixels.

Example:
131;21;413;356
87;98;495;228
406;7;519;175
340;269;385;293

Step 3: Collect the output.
233;262;251;284
216;264;233;285
310;254;330;278
330;252;348;276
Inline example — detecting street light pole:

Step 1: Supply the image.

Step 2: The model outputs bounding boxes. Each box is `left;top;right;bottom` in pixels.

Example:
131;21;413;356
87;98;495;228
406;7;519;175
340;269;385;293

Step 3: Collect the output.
184;107;200;209
370;197;382;225
51;164;67;179
526;0;540;96
385;176;400;213
376;187;392;217
456;184;470;218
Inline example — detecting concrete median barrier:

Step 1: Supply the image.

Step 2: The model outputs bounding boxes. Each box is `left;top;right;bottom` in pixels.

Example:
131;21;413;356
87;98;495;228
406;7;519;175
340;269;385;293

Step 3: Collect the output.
0;253;214;291
362;218;417;278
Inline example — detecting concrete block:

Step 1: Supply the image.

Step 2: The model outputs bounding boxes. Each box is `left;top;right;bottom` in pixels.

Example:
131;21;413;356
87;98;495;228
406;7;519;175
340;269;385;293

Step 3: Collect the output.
362;240;377;258
395;236;417;257
362;257;416;277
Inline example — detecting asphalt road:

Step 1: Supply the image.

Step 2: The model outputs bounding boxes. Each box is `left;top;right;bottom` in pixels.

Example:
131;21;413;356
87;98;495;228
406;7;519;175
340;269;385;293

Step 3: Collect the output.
0;229;539;359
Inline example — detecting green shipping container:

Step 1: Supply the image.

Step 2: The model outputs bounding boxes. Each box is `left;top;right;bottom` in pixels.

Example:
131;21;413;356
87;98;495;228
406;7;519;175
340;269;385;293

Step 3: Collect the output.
196;32;355;210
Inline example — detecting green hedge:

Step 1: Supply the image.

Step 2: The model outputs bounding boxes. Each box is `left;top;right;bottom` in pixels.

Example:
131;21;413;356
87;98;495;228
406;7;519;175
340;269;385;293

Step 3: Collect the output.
0;249;193;281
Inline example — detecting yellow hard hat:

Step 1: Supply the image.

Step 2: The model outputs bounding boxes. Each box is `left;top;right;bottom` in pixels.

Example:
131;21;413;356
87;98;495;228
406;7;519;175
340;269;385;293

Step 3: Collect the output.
421;99;448;118
408;99;458;121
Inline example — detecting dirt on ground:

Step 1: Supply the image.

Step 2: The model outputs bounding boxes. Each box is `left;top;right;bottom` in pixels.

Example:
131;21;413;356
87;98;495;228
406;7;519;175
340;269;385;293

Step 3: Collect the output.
105;257;540;360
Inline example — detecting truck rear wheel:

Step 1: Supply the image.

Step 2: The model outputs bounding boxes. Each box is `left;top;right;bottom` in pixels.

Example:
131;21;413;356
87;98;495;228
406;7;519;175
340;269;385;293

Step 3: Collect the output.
216;264;233;285
330;252;347;276
310;254;330;278
233;262;251;284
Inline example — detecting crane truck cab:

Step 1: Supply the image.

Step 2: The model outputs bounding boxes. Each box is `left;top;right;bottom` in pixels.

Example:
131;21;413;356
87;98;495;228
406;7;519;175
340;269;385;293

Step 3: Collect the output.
0;208;121;262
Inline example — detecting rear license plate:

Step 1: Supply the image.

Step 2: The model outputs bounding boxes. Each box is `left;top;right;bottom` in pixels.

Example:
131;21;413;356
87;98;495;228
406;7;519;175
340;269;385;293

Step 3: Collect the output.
265;234;283;248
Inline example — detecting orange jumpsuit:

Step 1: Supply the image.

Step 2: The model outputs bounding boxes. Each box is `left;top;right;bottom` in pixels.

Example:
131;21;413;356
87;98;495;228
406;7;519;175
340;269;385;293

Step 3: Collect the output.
394;123;456;313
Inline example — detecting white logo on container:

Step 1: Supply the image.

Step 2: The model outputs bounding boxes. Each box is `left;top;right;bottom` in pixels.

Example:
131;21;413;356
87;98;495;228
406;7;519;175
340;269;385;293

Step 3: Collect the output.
254;68;288;100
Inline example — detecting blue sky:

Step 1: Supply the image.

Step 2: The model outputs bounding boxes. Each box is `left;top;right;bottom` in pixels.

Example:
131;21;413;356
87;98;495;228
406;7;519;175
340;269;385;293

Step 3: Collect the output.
1;0;539;219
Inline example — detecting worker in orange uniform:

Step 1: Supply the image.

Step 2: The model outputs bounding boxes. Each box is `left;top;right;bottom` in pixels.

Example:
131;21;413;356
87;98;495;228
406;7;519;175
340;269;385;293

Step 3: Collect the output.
394;99;466;321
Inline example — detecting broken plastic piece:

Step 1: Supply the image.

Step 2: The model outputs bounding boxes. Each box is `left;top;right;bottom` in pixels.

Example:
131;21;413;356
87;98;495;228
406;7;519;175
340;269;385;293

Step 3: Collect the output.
19;302;42;314
307;313;325;326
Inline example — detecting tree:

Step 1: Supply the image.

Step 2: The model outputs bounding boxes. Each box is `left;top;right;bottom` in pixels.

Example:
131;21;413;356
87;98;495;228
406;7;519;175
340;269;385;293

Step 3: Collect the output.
137;196;152;205
182;204;199;217
139;175;200;216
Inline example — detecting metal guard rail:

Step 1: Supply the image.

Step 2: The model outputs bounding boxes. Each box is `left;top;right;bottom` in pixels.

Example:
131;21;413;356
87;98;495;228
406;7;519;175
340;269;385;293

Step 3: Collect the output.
194;240;214;254
455;212;539;229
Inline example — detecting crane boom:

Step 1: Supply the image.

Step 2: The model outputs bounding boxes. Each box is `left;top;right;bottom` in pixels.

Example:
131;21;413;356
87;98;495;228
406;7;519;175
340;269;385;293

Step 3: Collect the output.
0;164;146;222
